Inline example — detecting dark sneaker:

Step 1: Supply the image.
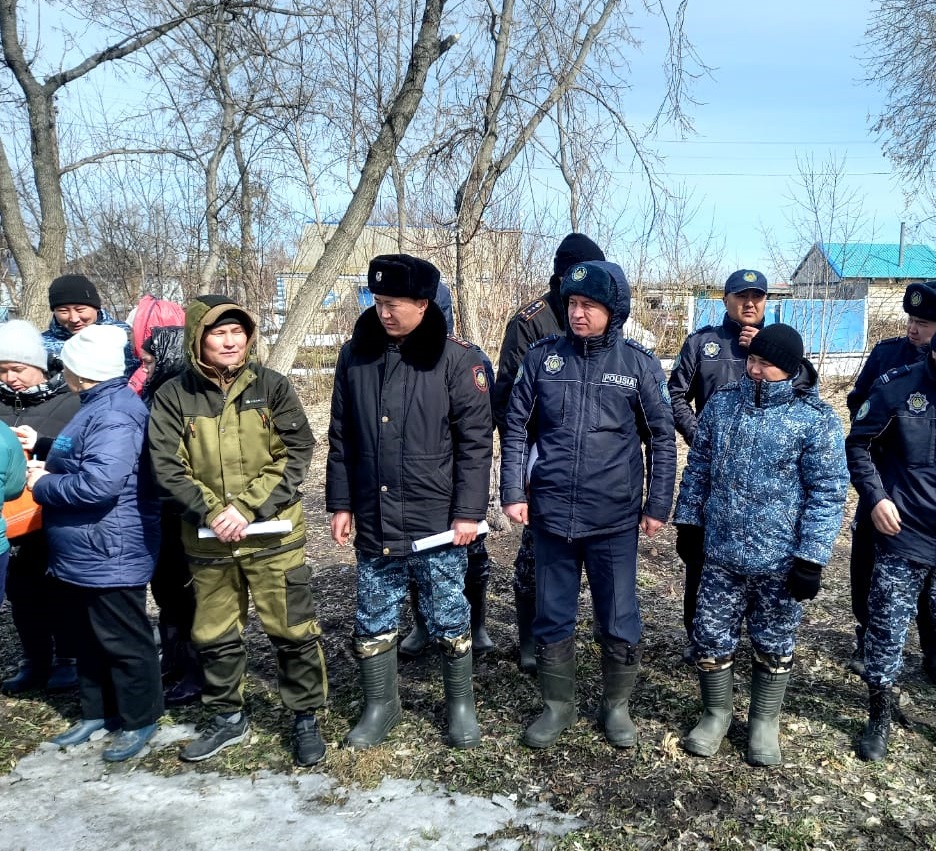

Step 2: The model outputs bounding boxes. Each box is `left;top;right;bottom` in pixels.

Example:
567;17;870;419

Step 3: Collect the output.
180;713;248;762
293;715;326;767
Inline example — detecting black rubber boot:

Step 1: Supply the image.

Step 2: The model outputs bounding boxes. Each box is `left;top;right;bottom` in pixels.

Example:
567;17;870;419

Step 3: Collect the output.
523;636;577;749
599;641;640;748
440;650;481;749
345;650;403;749
682;664;734;757
858;684;891;762
465;580;494;655
747;664;790;766
1;659;49;694
514;592;536;675
164;641;204;707
398;585;431;658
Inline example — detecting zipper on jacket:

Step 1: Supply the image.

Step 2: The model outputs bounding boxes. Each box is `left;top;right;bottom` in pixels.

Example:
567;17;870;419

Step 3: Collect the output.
187;417;196;438
567;338;590;540
754;380;762;408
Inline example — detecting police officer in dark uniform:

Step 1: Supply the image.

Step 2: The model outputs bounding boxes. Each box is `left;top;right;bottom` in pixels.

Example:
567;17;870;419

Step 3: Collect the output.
492;233;605;673
846;339;936;761
501;260;676;750
668;269;768;651
844;281;936;677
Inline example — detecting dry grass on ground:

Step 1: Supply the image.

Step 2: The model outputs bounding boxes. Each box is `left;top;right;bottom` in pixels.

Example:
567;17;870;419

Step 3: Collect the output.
2;385;936;851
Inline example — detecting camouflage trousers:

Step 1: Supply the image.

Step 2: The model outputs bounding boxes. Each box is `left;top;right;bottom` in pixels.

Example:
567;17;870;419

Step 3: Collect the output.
355;546;470;647
865;550;936;686
694;562;803;661
512;525;536;600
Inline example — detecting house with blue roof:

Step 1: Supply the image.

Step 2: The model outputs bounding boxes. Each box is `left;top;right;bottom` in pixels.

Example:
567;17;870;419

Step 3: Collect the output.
790;240;936;320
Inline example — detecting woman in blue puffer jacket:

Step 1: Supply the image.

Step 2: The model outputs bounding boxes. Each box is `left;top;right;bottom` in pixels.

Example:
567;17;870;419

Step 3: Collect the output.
673;323;848;768
27;324;162;763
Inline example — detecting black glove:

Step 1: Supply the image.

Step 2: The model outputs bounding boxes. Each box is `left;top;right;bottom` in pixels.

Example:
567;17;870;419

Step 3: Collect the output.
675;524;705;565
787;558;822;601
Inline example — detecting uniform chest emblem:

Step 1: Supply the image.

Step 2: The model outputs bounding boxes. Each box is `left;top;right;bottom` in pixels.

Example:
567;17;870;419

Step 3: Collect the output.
543;353;565;375
702;342;721;358
906;392;929;414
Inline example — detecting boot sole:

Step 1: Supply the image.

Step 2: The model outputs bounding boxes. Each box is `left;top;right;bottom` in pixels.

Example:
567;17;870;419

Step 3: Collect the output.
681;735;722;757
345;708;403;749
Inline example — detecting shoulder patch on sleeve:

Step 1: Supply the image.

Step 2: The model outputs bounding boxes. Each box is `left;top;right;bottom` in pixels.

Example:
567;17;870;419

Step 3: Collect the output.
879;364;913;384
447;334;472;349
517;299;547;322
472;364;489;392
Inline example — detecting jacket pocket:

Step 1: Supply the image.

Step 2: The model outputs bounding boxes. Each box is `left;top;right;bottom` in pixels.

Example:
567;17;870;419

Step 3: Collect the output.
284;563;317;627
899;413;936;467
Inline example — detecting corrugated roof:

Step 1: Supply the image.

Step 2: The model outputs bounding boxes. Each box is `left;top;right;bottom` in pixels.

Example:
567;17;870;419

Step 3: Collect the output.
821;242;936;279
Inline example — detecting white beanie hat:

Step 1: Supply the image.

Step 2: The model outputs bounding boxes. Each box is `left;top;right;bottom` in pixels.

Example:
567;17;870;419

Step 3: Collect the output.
0;320;49;372
61;324;127;382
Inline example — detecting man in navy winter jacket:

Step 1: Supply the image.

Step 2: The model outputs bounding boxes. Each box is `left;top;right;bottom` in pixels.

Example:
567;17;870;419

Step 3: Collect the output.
500;260;676;750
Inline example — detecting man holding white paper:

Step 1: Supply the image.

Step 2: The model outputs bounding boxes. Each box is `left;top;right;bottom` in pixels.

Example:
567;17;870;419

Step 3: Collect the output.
148;296;328;768
327;254;492;751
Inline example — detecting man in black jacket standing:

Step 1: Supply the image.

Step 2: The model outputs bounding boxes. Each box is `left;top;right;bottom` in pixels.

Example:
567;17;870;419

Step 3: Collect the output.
667;269;767;654
492;233;606;673
500;260;676;750
327;254;492;751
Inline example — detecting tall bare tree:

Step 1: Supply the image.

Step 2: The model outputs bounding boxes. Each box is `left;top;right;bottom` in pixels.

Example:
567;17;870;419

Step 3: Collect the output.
0;0;229;324
265;0;458;373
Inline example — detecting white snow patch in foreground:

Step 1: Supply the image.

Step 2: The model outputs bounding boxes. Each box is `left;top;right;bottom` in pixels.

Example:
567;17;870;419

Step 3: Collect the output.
0;723;584;851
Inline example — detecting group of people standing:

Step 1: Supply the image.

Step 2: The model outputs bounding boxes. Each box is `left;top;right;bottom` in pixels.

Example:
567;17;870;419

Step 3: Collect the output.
1;243;933;769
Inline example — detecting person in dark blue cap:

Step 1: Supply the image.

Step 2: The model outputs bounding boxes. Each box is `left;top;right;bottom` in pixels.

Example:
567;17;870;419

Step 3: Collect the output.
500;260;676;750
668;269;769;659
844;280;936;681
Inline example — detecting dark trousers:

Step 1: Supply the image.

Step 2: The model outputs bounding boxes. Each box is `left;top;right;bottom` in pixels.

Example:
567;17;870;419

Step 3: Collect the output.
72;584;163;730
149;509;195;637
531;525;641;646
851;506;934;655
6;531;78;667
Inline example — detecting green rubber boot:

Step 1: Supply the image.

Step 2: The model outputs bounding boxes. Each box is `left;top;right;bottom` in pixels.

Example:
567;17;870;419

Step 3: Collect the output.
523;637;577;749
345;650;402;749
683;663;734;757
440;650;481;749
747;664;790;766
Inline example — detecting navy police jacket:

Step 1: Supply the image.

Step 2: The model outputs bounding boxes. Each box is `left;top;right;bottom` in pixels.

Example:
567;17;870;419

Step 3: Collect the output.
668;313;764;445
846;355;936;564
846;335;929;419
500;268;676;538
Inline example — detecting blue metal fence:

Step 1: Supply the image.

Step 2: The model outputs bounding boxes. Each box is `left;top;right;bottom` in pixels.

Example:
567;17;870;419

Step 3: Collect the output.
693;298;866;354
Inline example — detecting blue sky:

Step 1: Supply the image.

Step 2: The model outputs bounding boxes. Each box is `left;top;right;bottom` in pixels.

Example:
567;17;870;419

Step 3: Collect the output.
625;0;918;280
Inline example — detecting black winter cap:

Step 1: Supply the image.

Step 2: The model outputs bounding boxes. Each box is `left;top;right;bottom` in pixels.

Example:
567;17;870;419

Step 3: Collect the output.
903;281;936;321
560;262;617;315
749;323;804;376
48;274;101;310
553;233;605;277
368;254;440;300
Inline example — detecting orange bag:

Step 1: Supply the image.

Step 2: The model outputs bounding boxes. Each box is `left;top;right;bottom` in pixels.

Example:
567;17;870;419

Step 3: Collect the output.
2;449;41;539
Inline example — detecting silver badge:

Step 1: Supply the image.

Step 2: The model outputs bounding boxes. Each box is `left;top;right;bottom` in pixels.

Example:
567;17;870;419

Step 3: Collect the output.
375;271;383;282
543;353;565;375
702;341;721;358
907;392;929;414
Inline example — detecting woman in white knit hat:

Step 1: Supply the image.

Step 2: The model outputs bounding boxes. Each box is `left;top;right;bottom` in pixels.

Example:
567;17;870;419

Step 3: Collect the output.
26;323;163;762
0;320;82;695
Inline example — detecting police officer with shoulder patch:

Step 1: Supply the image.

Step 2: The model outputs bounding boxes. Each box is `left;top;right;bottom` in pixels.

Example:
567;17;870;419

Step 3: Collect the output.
668;269;768;656
492;233;606;674
500;260;676;750
846;334;936;762
844;280;936;678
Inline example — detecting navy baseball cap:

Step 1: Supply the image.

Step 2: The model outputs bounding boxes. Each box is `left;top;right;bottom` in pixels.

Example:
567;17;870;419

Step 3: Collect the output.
724;269;768;295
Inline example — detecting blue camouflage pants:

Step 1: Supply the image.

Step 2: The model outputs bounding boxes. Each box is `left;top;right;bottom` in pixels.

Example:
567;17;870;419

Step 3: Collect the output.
355;546;470;646
694;562;802;662
864;550;936;686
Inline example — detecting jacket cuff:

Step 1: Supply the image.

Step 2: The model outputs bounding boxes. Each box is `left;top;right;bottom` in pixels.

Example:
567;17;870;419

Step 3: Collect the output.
500;487;527;506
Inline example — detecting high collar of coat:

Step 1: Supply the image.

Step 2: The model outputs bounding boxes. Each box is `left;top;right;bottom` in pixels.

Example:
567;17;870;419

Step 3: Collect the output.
350;301;448;369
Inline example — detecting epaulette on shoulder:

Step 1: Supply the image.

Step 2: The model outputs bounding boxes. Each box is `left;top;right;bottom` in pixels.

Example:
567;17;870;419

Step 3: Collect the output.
692;323;718;335
878;363;915;385
624;338;654;357
875;335;905;348
447;334;472;349
517;298;548;322
528;334;559;351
